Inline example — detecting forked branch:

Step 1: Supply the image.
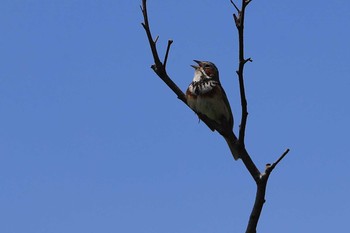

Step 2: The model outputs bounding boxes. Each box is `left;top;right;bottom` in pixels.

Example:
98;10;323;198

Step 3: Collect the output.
246;149;290;233
140;0;233;138
233;0;252;146
231;1;291;232
140;0;186;103
140;1;290;233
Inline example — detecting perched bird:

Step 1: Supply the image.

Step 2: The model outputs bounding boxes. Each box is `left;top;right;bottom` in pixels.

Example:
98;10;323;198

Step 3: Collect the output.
186;60;239;160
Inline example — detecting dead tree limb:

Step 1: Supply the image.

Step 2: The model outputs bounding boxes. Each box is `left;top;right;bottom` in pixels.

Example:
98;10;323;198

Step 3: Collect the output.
140;1;290;232
232;1;290;232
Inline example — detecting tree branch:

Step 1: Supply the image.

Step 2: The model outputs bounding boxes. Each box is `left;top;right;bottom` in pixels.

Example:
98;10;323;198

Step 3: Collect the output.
266;148;290;174
231;1;290;232
230;0;240;12
231;0;262;186
234;0;250;146
163;40;173;68
246;149;290;233
141;1;291;233
140;0;233;139
140;0;186;103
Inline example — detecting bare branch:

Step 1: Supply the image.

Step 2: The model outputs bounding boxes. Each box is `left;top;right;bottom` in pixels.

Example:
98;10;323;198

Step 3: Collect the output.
141;1;290;233
234;0;251;146
239;148;261;183
141;0;186;103
230;0;240;12
245;149;291;233
246;182;266;233
154;35;159;44
140;0;234;139
230;1;290;232
244;57;253;64
164;40;173;68
140;0;161;68
266;148;290;173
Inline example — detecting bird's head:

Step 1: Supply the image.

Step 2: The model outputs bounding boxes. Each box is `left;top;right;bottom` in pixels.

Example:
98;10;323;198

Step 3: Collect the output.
191;60;219;82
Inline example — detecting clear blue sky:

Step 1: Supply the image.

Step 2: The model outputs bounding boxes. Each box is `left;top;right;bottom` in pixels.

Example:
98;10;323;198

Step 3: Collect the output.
1;1;349;232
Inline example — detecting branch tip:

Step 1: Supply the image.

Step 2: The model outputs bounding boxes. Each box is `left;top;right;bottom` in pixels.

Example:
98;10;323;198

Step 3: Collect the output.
274;149;290;166
267;149;290;173
233;14;239;27
154;35;159;44
244;58;253;64
164;39;173;68
230;0;240;12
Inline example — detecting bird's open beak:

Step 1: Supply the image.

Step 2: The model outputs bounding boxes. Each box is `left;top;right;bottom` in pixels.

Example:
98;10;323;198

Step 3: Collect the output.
191;60;202;69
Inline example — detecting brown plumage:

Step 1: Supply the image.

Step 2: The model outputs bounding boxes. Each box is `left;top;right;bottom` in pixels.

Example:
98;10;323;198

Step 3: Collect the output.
186;60;239;160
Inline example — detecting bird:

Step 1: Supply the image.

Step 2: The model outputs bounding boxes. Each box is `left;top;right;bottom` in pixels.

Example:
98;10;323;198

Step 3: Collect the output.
186;60;239;160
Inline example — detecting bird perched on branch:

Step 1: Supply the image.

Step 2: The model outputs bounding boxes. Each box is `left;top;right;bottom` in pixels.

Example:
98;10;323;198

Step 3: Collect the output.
186;60;239;160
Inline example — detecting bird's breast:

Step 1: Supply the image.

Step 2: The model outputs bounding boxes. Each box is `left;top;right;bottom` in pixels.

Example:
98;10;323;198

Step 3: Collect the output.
188;79;218;96
186;82;231;124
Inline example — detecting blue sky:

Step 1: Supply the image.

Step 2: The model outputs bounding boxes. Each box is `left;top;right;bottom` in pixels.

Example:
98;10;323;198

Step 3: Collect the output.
1;0;349;232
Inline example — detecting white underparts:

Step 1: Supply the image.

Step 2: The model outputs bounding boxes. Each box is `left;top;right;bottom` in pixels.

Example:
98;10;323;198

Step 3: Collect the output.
188;79;218;95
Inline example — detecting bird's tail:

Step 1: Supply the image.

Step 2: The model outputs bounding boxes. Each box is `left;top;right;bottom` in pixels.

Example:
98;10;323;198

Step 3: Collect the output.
224;136;240;160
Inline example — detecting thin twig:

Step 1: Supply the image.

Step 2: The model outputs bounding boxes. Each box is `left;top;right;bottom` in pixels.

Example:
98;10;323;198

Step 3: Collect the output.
154;35;159;44
244;57;253;64
164;40;173;68
267;148;290;172
245;0;252;6
230;0;240;12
